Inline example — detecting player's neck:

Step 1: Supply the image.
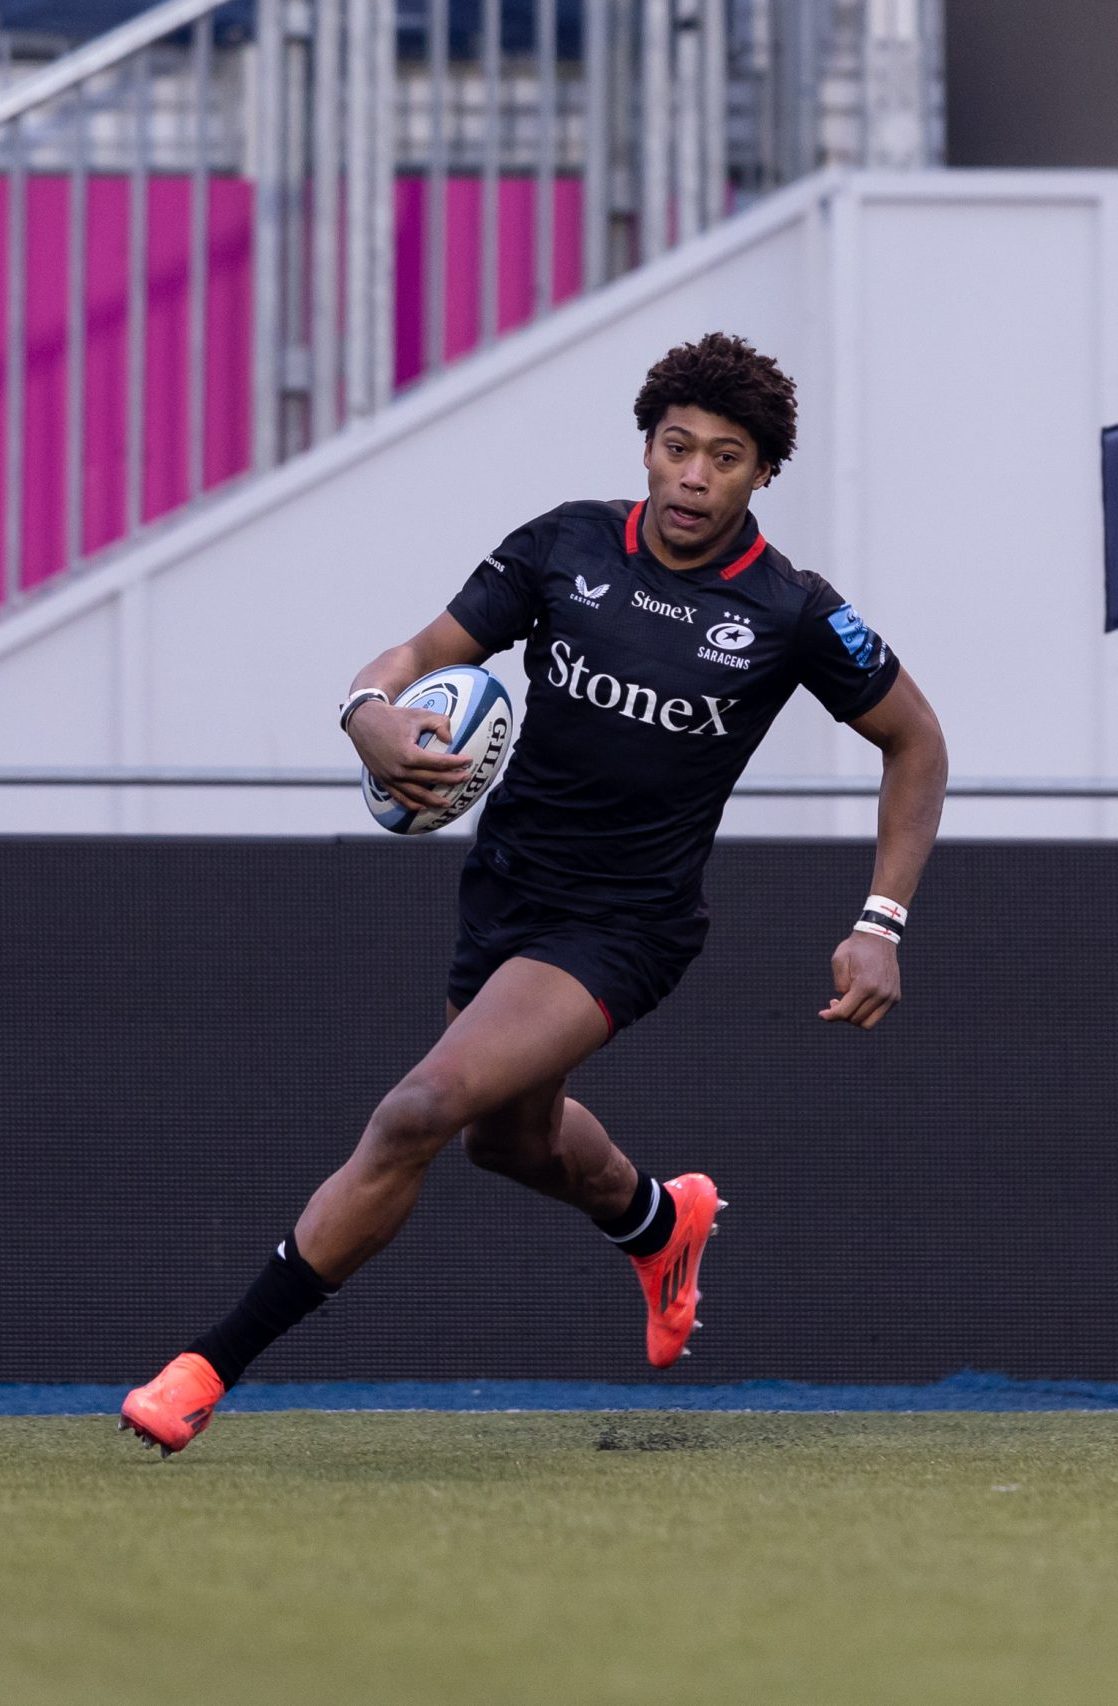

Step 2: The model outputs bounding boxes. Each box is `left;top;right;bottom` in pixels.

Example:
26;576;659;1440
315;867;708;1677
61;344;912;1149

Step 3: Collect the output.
641;504;751;572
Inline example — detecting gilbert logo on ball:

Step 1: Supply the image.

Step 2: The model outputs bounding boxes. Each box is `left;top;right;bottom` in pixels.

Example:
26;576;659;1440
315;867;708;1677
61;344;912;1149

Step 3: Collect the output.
362;665;514;835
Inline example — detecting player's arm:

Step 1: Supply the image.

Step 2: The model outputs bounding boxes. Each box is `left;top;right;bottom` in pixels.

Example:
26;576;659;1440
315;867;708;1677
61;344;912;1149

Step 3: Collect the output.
820;665;948;1030
345;612;492;814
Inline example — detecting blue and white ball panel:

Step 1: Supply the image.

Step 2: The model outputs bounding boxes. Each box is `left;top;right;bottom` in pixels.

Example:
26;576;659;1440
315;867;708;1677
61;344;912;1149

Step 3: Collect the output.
362;665;514;836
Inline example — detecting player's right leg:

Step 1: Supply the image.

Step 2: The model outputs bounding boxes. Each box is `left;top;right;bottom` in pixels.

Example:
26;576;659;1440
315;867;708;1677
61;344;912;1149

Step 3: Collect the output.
119;955;612;1456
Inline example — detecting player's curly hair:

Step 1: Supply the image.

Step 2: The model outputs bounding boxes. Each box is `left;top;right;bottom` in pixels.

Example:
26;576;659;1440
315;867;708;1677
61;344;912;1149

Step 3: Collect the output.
633;331;798;482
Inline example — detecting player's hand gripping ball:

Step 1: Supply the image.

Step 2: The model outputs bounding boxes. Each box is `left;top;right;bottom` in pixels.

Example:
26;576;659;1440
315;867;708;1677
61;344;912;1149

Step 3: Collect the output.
362;665;514;835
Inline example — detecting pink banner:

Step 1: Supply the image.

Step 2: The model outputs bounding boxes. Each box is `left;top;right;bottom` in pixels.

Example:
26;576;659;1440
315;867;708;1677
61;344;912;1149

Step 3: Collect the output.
0;174;584;602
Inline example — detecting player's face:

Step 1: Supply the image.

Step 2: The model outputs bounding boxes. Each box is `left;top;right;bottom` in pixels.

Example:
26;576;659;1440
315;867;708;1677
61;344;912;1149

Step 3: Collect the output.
642;406;771;569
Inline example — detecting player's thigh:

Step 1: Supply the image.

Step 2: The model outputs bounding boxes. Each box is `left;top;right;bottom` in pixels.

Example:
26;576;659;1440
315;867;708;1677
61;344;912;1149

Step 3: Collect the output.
445;999;566;1166
399;955;608;1128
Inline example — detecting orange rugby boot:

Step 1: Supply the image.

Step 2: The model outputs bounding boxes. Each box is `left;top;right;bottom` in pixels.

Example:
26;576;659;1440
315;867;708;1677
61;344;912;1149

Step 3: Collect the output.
118;1351;226;1458
629;1173;725;1369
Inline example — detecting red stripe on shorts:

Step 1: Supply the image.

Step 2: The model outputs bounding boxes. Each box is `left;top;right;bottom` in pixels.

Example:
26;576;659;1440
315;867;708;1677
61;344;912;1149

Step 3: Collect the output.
596;998;615;1038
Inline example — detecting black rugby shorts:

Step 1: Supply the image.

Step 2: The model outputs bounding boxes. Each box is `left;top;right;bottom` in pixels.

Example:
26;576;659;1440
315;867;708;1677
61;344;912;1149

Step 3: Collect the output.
447;850;710;1038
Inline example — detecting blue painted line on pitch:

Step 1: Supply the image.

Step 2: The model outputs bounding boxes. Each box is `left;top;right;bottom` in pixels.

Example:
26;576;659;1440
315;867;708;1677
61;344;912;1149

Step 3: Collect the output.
5;1372;1118;1415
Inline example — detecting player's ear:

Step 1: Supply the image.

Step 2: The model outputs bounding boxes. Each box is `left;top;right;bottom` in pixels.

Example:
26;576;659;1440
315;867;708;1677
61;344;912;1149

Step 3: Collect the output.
753;461;772;490
643;435;653;471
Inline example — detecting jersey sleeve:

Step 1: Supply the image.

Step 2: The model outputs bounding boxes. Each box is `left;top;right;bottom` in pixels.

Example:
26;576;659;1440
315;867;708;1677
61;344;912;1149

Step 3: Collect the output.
793;575;900;722
446;508;560;653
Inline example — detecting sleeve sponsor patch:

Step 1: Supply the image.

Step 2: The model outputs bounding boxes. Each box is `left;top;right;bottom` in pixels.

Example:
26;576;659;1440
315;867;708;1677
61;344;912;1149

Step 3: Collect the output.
827;603;884;670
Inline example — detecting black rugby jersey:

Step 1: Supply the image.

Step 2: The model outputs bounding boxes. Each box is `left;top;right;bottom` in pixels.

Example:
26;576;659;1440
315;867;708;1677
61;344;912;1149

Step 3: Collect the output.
447;498;899;916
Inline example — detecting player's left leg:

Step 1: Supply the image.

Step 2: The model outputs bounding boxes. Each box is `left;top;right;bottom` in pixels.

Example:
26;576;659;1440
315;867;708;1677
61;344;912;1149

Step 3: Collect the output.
463;1082;723;1369
449;881;724;1366
458;1061;636;1214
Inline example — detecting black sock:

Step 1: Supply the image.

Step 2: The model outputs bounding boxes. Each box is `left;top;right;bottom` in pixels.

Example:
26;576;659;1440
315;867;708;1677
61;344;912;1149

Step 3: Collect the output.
186;1230;339;1390
593;1171;677;1258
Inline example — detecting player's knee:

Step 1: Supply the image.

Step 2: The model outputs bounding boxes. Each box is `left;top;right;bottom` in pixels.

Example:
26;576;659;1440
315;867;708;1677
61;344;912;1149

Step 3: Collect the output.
372;1068;474;1165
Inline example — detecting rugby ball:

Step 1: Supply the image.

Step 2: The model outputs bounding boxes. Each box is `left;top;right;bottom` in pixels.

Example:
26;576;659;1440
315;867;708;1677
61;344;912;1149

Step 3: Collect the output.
361;665;514;836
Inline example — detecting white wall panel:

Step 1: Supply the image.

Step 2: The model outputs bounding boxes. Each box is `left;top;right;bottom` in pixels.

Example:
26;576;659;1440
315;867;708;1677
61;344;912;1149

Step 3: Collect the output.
0;603;121;832
862;197;1099;775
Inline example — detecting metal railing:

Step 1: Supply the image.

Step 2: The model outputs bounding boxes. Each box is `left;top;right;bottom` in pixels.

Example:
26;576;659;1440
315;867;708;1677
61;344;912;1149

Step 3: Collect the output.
0;0;944;616
1;0;234;610
0;0;738;613
1;771;1114;798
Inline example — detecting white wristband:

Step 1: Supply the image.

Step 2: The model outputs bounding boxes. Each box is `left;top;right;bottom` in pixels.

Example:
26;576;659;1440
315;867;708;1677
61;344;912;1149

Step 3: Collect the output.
865;894;907;927
853;919;901;944
339;687;390;732
853;893;908;945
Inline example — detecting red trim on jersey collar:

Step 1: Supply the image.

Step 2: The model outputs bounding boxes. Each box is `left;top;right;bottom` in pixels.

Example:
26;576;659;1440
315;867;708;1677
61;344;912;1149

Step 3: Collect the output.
626;499;765;578
720;533;767;580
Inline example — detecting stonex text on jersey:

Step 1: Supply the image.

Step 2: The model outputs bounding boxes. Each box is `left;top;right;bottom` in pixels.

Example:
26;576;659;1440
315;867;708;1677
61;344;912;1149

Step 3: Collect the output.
447;499;899;917
546;641;739;736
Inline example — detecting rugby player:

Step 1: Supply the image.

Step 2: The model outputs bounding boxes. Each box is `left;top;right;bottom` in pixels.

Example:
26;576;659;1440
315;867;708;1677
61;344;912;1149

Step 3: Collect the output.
120;331;948;1455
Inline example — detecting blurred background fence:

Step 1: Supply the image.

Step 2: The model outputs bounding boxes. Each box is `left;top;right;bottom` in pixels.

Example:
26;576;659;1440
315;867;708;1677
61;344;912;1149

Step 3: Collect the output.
0;0;944;610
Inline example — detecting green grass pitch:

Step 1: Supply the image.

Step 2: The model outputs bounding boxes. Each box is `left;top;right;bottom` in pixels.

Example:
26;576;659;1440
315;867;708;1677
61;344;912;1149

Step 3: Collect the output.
4;1411;1118;1705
